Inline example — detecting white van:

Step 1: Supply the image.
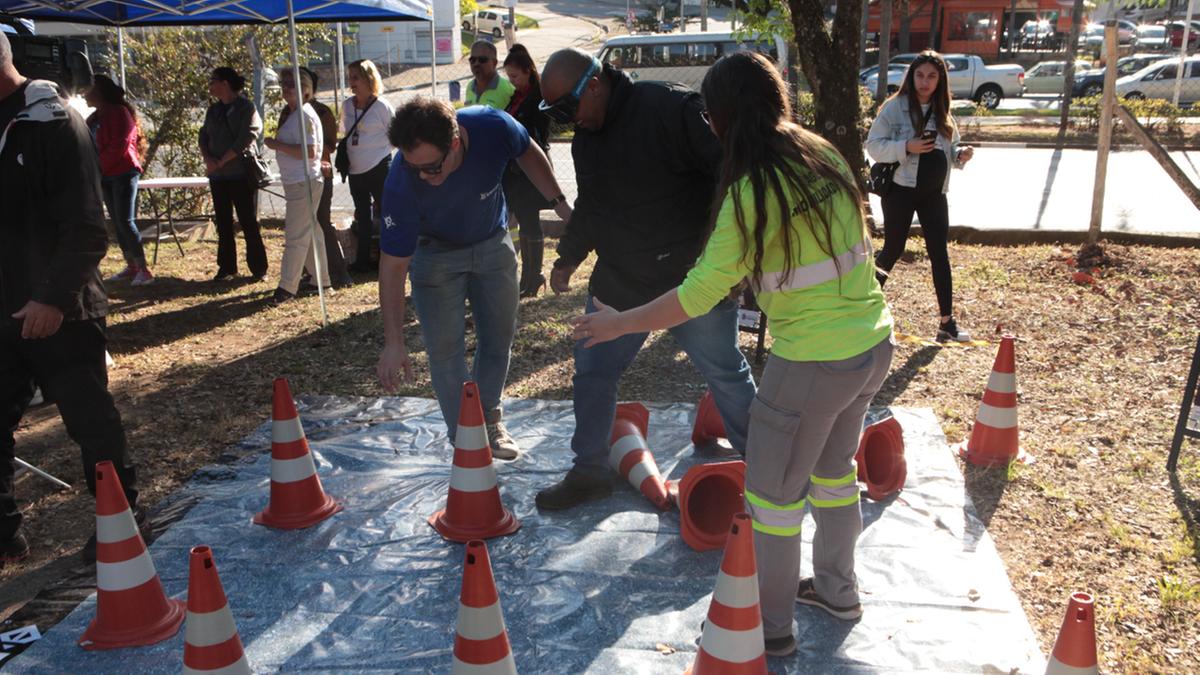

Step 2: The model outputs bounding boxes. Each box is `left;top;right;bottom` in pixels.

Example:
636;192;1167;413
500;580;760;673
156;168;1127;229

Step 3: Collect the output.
596;32;789;90
462;9;511;39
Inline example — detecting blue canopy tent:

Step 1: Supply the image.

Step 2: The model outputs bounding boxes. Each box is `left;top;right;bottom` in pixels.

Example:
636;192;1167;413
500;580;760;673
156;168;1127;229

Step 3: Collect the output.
1;0;432;323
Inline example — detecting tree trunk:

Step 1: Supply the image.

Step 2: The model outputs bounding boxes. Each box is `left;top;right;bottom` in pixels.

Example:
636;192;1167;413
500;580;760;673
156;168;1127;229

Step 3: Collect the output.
930;0;941;50
1007;0;1018;54
899;0;911;52
1058;0;1086;133
788;0;869;184
876;0;893;101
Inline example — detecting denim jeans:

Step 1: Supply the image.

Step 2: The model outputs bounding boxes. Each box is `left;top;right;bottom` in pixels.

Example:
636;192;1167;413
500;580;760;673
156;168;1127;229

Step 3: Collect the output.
101;170;146;266
409;229;518;437
570;295;757;478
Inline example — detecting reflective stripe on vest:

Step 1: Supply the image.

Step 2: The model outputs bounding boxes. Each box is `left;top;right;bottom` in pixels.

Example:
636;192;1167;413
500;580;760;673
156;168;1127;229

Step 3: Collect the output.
754;238;871;293
744;489;805;537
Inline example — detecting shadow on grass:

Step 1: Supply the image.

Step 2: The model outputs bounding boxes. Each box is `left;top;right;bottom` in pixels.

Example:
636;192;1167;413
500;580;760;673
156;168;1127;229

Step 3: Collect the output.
873;345;940;408
1169;470;1200;565
106;290;275;357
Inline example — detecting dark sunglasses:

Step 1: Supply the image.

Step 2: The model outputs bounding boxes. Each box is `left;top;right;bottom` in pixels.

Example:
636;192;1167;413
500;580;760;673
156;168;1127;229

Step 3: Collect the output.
402;150;449;176
538;58;600;124
468;56;494;65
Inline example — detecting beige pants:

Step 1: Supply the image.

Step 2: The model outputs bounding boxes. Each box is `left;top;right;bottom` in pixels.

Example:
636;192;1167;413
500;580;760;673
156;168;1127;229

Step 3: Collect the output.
279;179;330;294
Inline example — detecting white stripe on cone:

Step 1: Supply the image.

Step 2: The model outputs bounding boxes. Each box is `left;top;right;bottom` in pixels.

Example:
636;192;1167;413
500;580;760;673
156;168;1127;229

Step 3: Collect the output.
976;402;1019;429
712;570;759;609
455;602;506;641
1045;656;1099;674
451;653;517;675
182;655;252;675
985;371;1017;394
627;462;654;489
96;550;157;591
270;454;318;484
96;512;137;543
456;423;489;452
449;465;498;493
185;606;239;648
608;434;649;469
699;621;765;664
271;417;304;443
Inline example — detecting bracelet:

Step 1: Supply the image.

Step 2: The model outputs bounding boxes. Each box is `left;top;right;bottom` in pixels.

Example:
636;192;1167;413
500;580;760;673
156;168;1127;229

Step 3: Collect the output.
547;193;567;208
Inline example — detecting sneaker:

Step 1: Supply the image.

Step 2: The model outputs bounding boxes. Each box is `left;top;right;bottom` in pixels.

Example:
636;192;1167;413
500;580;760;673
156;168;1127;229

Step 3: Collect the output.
0;533;30;565
795;578;863;620
212;270;236;283
271;288;296;305
535;471;613;511
764;633;797;657
131;266;154;286
484;411;521;460
936;317;971;343
82;506;149;564
105;265;137;282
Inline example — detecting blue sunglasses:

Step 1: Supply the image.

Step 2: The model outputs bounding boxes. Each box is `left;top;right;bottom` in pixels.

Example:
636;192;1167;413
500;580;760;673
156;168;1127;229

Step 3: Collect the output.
538;58;601;124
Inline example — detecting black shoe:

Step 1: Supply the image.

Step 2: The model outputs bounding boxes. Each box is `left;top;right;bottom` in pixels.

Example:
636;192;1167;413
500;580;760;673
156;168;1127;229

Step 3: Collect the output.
82;506;149;564
936;317;972;343
271;288;296;304
796;578;863;620
249;272;269;283
535;471;612;511
212;270;237;283
347;262;372;274
764;633;797;657
519;275;546;299
0;533;30;565
333;276;355;289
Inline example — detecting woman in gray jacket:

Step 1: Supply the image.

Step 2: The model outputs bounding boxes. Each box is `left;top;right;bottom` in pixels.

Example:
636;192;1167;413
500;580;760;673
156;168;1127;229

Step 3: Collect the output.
199;67;268;282
866;51;974;342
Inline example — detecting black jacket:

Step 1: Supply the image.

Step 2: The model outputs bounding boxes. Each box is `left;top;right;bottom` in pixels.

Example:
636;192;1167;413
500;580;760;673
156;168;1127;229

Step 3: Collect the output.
556;66;722;311
0;80;109;323
503;83;551;212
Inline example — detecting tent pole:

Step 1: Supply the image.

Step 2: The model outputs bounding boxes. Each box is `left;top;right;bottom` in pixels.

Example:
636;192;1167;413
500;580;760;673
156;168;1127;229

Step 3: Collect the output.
117;26;127;90
429;5;438;98
335;22;345;106
286;0;328;326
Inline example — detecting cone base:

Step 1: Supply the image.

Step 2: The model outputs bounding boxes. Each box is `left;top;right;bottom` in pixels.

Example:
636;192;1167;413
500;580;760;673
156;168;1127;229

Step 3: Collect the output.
78;598;185;651
428;509;521;543
253;495;343;530
953;440;1032;468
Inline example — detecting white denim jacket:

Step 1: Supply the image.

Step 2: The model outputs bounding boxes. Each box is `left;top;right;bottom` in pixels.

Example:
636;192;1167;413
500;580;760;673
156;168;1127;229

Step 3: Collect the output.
866;96;963;194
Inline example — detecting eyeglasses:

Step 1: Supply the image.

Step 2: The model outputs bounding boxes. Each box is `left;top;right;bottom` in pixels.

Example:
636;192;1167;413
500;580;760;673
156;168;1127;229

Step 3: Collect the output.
468;56;494;65
402;149;450;176
700;109;711;126
538;58;601;124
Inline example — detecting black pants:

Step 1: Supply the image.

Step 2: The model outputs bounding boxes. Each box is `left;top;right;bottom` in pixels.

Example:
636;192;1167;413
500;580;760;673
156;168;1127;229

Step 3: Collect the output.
504;170;547;292
875;185;954;317
0;319;138;540
348;157;391;269
317;174;351;285
210;178;268;277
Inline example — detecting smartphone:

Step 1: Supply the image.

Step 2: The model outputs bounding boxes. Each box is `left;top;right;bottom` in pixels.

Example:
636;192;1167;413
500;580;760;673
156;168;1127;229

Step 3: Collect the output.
921;130;937;141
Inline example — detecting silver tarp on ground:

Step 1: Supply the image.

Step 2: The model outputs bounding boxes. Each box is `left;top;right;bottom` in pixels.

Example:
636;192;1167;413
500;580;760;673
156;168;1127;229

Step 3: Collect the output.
10;399;1045;673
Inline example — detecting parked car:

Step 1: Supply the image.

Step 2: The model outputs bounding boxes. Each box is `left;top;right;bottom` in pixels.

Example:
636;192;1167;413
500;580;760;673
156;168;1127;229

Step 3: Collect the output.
858;62;910;85
943;53;1025;108
862;67;907;95
462;9;512;38
1115;56;1200;104
1132;24;1170;51
1166;20;1200;49
1072;52;1171;97
1021;20;1059;50
596;32;789;90
1022;60;1093;95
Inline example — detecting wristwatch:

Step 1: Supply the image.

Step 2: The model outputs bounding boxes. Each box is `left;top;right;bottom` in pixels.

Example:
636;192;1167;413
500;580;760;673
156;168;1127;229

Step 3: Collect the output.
547;194;567;208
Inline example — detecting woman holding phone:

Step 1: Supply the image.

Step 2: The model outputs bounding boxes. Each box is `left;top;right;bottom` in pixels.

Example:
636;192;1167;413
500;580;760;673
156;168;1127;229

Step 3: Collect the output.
867;50;974;343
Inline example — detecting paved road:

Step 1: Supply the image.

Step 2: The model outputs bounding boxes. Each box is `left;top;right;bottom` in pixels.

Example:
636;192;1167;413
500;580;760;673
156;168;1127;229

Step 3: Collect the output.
867;146;1200;234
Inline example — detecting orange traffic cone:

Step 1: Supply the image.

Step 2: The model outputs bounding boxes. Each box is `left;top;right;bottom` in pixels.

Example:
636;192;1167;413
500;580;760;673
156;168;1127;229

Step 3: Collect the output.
254;378;342;529
1046;592;1098;674
429;382;521;542
452;540;517;674
79;461;185;650
608;403;670;510
686;512;767;675
673;461;746;552
855;415;906;500
955;335;1030;467
691;391;727;450
183;546;251;675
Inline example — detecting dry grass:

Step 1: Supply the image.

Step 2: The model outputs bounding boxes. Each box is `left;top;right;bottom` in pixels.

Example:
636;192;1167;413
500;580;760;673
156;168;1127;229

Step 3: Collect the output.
2;223;1199;670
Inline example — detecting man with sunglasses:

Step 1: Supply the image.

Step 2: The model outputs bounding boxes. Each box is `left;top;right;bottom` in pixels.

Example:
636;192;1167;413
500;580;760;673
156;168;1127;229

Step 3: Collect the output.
534;48;756;511
464;41;515;110
376;98;570;460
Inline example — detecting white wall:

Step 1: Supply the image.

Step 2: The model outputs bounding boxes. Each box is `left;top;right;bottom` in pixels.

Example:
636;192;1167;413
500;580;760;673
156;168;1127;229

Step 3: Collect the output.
352;0;461;67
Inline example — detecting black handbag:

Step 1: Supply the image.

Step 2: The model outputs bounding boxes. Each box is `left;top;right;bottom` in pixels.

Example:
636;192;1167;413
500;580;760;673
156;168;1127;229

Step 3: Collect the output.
220;110;271;190
868;106;935;197
335;97;376;183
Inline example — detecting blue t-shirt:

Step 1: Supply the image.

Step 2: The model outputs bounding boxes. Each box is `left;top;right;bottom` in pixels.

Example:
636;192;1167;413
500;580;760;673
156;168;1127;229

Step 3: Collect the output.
380;106;531;257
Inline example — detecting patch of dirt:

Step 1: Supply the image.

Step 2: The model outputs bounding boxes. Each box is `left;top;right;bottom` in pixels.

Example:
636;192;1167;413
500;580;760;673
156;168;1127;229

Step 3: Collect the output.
2;227;1199;671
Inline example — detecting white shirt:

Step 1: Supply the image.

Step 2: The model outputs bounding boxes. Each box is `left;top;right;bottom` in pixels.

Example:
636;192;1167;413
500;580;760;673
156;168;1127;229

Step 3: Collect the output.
341;96;395;175
275;103;322;185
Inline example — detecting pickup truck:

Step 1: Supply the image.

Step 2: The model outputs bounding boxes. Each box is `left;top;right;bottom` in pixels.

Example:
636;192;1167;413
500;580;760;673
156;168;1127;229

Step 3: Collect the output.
863;54;1025;109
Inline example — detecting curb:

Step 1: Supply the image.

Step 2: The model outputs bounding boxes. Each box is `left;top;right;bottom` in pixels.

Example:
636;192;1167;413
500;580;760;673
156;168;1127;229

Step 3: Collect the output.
939;225;1198;248
970;140;1200;151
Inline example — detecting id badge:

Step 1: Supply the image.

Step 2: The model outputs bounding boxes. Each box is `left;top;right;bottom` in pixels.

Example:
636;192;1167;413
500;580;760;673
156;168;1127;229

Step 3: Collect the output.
352;132;359;146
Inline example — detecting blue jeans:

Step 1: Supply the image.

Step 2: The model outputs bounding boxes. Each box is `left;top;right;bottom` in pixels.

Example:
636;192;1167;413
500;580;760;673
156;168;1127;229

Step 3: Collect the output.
570;295;756;478
409;229;518;437
101;170;145;266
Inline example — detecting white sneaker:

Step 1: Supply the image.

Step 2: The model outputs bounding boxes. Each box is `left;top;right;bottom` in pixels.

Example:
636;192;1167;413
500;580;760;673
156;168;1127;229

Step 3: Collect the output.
131;267;154;286
105;265;136;282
